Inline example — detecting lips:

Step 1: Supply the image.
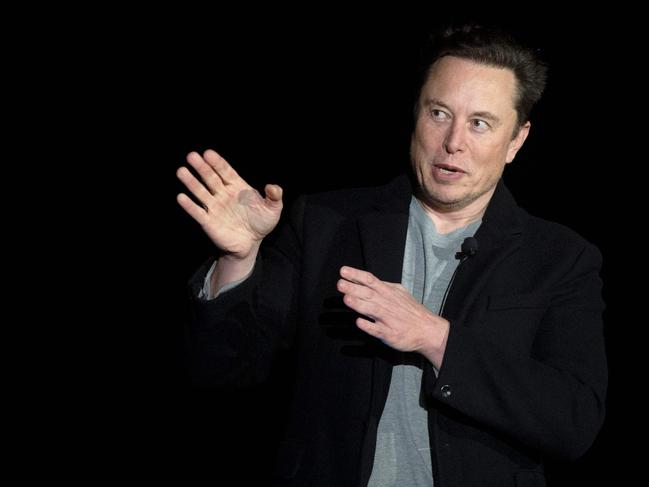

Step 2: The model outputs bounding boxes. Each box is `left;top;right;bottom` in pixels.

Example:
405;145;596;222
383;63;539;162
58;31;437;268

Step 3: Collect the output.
431;162;467;182
433;163;466;174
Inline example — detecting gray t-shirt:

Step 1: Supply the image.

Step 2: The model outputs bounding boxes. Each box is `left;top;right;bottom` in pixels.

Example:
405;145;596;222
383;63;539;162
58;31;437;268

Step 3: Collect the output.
367;197;481;487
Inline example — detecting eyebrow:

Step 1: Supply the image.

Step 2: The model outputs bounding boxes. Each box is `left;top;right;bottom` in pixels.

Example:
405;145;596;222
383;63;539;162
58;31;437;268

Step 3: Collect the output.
426;98;502;126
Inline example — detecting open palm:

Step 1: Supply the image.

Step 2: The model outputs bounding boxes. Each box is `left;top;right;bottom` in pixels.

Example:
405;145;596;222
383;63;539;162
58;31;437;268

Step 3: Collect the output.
176;149;283;259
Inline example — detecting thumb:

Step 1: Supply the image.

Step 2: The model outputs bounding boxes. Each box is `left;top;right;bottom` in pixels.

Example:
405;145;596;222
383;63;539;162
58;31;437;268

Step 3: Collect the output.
264;184;283;205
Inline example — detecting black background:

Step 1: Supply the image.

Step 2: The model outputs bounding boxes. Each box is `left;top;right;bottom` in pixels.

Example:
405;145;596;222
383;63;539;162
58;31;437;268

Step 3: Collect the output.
99;7;635;485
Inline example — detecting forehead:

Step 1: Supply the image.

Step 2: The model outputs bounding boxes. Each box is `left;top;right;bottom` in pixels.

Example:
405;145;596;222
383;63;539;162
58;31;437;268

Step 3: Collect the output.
421;56;518;116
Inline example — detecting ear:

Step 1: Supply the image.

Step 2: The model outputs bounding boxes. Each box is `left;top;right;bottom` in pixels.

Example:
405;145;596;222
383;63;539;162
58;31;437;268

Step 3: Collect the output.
505;121;531;164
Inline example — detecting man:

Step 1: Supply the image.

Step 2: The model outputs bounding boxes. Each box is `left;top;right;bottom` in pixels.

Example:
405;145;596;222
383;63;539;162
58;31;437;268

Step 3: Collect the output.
176;25;607;486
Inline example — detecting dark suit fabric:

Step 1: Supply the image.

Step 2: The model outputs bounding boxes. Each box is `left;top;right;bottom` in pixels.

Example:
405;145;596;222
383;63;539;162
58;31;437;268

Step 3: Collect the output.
186;174;607;487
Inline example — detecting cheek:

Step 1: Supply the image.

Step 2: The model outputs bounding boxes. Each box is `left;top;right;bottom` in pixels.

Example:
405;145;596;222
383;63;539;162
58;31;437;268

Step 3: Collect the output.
472;143;508;170
413;122;443;149
423;128;445;150
410;136;427;164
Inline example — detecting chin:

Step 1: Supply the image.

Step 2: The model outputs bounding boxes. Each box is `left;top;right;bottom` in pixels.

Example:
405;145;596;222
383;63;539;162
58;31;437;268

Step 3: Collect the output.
434;197;468;211
421;187;468;210
429;185;465;202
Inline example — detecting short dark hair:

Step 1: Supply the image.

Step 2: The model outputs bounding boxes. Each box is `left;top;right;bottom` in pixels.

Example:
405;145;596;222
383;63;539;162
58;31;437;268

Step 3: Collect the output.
414;24;548;128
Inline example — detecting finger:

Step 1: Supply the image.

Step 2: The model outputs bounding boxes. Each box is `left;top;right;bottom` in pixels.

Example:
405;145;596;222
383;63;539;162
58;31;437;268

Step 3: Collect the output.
340;266;379;288
176;167;214;208
176;193;207;224
356;317;385;340
342;293;382;321
203;149;241;185
264;184;284;205
186;152;224;194
337;279;376;301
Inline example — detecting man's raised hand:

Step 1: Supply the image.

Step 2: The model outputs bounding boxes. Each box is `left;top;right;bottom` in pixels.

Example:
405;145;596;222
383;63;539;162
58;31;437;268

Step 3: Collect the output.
176;149;283;260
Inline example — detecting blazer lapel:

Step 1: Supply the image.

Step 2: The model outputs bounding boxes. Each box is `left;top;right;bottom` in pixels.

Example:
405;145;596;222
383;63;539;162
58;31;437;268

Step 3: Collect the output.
441;180;525;325
355;174;413;486
356;174;413;284
422;180;525;407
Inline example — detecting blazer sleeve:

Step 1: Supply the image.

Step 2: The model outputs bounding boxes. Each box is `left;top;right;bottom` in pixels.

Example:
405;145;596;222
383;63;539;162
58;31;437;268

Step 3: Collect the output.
427;241;607;461
185;195;306;388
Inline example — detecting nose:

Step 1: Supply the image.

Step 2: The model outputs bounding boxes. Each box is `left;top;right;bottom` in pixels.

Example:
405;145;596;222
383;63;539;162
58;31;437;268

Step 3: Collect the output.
443;121;466;154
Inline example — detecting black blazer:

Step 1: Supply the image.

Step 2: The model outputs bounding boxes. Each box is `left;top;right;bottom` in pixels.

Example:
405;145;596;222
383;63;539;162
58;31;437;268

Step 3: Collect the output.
187;174;607;487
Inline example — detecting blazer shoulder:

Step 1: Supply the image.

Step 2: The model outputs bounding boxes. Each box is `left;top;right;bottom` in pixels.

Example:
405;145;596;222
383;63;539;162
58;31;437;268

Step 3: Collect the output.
307;185;378;210
522;212;602;263
302;174;412;216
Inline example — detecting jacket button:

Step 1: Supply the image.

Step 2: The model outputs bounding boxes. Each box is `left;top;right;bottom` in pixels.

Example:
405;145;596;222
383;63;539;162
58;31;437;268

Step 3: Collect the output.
440;384;452;398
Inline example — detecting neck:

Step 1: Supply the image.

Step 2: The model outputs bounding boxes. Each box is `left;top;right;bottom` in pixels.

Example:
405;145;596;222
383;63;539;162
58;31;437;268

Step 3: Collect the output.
415;190;493;234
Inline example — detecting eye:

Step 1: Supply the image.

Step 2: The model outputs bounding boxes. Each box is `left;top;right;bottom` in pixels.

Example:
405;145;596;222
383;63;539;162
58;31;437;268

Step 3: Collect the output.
430;108;449;121
471;119;490;132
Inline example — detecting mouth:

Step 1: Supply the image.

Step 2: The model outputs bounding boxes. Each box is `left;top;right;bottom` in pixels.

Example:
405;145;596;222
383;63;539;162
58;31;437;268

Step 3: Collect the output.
433;163;466;174
430;163;467;182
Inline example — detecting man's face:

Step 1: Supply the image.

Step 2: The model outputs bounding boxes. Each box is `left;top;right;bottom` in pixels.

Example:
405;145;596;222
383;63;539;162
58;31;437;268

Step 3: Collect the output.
410;56;530;213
